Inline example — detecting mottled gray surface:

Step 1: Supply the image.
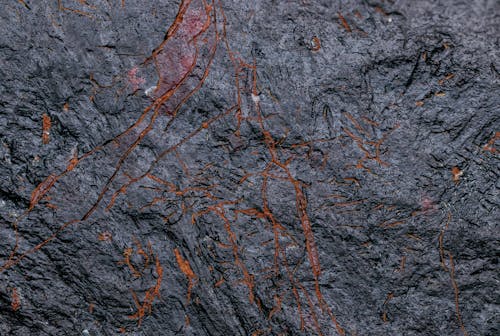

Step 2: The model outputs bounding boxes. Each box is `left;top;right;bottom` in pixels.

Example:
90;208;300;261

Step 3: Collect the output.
0;0;499;335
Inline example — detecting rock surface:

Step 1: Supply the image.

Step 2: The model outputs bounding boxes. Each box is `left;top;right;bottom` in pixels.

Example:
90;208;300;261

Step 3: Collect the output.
0;0;498;335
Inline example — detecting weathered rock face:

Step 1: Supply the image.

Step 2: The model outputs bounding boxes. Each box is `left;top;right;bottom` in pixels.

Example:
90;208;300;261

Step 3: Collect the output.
0;1;498;335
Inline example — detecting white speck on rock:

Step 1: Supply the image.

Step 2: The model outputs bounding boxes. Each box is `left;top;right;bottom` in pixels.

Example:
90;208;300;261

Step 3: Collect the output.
251;93;260;103
145;86;157;97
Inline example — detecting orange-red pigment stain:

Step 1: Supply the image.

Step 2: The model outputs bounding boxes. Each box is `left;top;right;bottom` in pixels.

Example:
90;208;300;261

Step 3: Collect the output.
451;166;463;183
0;0;217;275
11;288;21;311
29;174;57;210
119;239;154;278
483;131;499;154
439;213;469;336
42;113;51;144
174;248;198;303
310;36;321;51
128;252;163;326
152;0;213;103
98;231;112;241
127;67;145;91
338;12;351;32
1;1;353;334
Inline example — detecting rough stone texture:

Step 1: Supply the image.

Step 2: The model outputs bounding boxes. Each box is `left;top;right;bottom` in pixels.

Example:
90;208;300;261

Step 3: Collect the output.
0;0;498;335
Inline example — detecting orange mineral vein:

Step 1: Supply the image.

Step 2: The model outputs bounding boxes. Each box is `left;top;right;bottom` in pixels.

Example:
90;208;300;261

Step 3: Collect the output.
1;0;217;272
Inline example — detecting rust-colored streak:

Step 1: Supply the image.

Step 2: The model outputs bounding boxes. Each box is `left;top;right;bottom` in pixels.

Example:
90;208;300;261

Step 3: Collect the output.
398;255;406;272
268;294;282;320
120;247;141;278
381;292;393;322
2;2;357;334
118;239;153;278
174;247;198;303
340;114;398;174
338;12;351;32
128;253;163;326
448;252;469;336
439;212;469;335
42;113;51;144
333;199;365;207
174;248;196;279
214;277;225;287
11;288;21;311
0;0;219;274
294;184;321;278
57;0;93;17
438;73;454;85
483;131;499;154
150;0;213;111
30;174;58;210
193;200;257;305
439;212;451;272
379;219;405;229
236;54;345;334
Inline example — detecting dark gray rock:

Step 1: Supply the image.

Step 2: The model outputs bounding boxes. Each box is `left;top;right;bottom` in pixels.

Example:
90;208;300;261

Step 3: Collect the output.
0;0;498;335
